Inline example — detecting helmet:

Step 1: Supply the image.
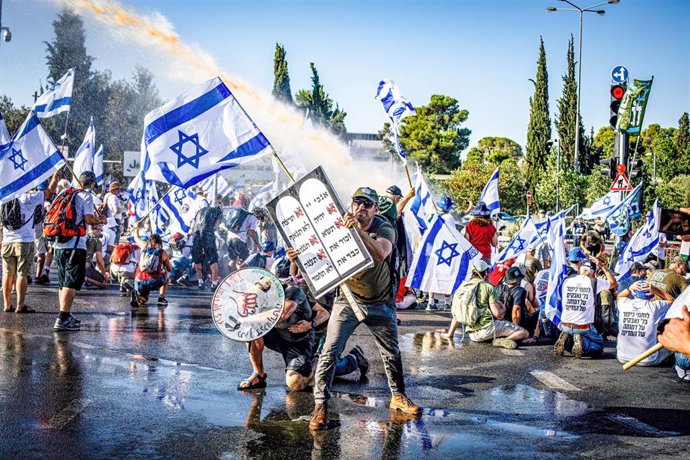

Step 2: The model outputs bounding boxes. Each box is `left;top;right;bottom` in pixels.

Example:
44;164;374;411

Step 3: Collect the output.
437;195;454;212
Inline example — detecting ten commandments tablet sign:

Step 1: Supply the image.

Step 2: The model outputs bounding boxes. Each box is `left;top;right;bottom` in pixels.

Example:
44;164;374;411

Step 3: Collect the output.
267;167;373;299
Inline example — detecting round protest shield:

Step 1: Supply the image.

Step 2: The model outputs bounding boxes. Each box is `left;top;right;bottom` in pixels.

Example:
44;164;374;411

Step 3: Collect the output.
211;268;285;342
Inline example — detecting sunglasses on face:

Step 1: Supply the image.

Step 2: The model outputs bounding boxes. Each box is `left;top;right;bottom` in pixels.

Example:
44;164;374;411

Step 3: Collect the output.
352;197;375;209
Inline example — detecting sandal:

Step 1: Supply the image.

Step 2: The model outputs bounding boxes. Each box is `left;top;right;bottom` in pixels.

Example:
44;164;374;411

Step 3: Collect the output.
3;306;12;313
238;372;267;390
15;306;36;313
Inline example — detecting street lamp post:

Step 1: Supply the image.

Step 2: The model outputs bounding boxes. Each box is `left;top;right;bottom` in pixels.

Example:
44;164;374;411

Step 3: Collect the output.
0;0;12;45
555;139;561;212
546;0;619;173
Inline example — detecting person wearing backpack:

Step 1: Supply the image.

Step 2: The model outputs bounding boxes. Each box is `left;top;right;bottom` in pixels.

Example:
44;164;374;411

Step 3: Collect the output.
110;241;140;295
131;229;171;308
1;170;60;314
49;171;106;331
241;240;275;270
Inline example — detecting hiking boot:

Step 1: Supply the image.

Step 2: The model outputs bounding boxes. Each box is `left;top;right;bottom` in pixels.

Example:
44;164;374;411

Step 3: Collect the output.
554;331;569;357
350;345;369;378
492;338;518;349
572;333;584;359
309;403;329;431
389;393;421;415
69;313;81;324
157;297;169;306
130;290;140;309
54;316;80;331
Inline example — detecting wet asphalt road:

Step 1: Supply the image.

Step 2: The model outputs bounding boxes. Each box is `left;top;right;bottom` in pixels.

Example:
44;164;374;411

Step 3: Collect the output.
0;282;689;459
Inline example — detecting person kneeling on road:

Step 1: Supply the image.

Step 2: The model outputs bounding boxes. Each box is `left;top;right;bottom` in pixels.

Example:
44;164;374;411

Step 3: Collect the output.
443;259;529;349
131;229;171;308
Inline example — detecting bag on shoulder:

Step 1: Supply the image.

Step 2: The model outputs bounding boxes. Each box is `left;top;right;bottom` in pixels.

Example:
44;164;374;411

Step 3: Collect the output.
226;207;251;234
1;199;29;231
138;247;161;274
451;280;482;326
112;243;136;265
43;189;86;243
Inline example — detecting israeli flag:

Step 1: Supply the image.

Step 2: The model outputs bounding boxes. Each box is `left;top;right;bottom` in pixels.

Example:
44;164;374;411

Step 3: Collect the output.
33;68;75;119
94;144;104;186
0;112;10;150
546;205;575;248
403;168;436;256
142;77;271;188
249;181;274;210
127;171;154;220
663;286;690;320
199;175;233;199
606;184;643;236
72;117;95;183
375;79;415;164
406;214;482;295
495;217;539;264
160;187;199;234
583;190;621;219
544;217;569;327
0;112;65;203
479;168;500;212
615;200;660;283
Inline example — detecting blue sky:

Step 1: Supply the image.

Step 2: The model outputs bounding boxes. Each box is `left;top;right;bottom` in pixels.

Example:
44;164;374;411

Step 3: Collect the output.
0;0;688;149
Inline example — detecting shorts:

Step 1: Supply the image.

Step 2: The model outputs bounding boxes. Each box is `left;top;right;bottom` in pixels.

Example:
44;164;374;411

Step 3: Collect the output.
85;265;105;284
55;249;87;290
2;242;35;277
191;231;219;265
227;237;249;262
36;235;48;255
469;320;526;343
261;329;314;377
135;273;167;299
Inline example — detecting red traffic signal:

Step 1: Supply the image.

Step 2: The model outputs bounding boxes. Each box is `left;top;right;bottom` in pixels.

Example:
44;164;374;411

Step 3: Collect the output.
610;83;627;128
611;85;626;100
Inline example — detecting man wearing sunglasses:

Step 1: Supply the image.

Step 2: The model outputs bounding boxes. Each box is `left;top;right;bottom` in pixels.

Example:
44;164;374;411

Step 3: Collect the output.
310;187;421;431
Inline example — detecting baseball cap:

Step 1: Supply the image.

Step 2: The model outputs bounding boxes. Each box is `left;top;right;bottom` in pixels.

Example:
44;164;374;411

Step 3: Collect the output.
471;259;490;274
567;248;587;262
386;185;403;197
352;187;379;204
580;260;596;272
505;266;525;284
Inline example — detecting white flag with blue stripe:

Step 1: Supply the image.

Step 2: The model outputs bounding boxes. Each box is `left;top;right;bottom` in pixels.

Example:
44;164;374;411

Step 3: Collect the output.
127;171;154;220
142;77;271;189
615;199;660;283
547;205;575;247
583;190;621;219
72;117;95;183
33;68;75;119
160;187;199;234
406;214;482;295
375;80;415;164
606;183;643;236
0;112;10;150
199;175;233;199
94;144;104;186
0;112;65;203
663;286;690;320
495;217;539;264
544;217;569;327
479;168;500;212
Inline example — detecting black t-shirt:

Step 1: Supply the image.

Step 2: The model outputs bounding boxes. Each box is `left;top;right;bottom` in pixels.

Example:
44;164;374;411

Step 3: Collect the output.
195;207;222;233
271;285;313;343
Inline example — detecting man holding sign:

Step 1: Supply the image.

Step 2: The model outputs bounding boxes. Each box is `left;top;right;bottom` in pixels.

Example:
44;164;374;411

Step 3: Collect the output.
308;187;420;431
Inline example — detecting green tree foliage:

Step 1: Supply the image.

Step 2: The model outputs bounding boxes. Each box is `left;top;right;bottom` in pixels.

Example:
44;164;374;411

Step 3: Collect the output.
296;63;347;139
640;124;676;182
554;36;585;171
580;127;599;174
272;43;293;104
397;94;470;174
585;169;610;206
534;151;587;211
671;112;690;175
525;37;551;192
656;175;690;209
475;137;523;165
593;126;615;159
0;96;30;134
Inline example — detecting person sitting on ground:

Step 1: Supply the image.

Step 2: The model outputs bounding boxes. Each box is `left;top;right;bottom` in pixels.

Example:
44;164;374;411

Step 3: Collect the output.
616;281;673;366
464;201;498;266
617;262;649;293
110;240;140;295
241;240;276;270
442;259;529;349
168;232;194;286
523;247;543;285
498;266;540;343
84;225;110;289
131;229;171;308
100;217;118;267
649;256;688;300
554;259;617;359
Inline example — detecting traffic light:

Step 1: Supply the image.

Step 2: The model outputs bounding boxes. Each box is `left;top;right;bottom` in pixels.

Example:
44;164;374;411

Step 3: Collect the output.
610;83;626;128
630;158;644;180
600;158;618;179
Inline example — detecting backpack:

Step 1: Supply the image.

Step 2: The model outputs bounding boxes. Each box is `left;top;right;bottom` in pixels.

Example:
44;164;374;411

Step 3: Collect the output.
112;243;136;265
138;247;162;274
244;253;267;269
226;207;251;234
495;282;512;310
43;189;86;243
32;204;45;227
367;214;399;298
1;199;30;230
451;280;482;326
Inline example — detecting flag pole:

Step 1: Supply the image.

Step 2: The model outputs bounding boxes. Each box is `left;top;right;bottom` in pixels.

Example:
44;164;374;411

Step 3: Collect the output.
403;164;413;189
272;149;295;183
52;110;83;188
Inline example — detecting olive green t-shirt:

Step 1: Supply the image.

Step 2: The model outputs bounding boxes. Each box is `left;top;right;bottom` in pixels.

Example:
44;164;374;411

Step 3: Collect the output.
346;217;396;305
649;269;688;300
465;280;498;333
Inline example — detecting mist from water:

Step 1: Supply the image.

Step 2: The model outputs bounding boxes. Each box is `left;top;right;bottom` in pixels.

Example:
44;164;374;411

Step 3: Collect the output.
47;0;407;197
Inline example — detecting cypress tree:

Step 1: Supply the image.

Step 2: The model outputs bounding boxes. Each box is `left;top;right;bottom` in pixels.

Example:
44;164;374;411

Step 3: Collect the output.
525;37;551;192
555;36;585;171
272;43;293;104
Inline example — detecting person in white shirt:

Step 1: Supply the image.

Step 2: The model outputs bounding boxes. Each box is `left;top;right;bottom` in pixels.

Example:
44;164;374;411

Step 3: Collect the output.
103;182;124;240
100;217;117;265
616;282;673;366
2;171;60;313
554;259;617;359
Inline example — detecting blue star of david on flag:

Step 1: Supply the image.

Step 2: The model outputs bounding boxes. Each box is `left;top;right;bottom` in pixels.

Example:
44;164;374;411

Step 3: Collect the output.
507;235;526;253
8;148;28;171
173;189;188;206
603;196;611;206
170;130;208;169
435;240;460;267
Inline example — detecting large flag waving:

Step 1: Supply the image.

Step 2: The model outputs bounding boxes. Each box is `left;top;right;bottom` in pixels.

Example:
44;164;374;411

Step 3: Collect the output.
33;68;75;119
606;183;643;236
615;200;660;282
94;144;104;186
582;190;622;220
160;187;199;234
72;117;95;182
127;171;154;220
479;168;500;212
406;215;481;295
375;79;415;164
0;112;65;203
544;217;569;327
142;77;271;188
495;217;539;264
0;112;10;150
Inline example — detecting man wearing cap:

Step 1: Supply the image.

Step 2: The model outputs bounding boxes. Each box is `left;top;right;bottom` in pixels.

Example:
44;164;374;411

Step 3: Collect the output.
648;256;688;300
501;266;540;339
617;262;648;294
443;259;529;348
555;258;617;359
616;281;673;366
103;182;123;242
309;186;420;431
